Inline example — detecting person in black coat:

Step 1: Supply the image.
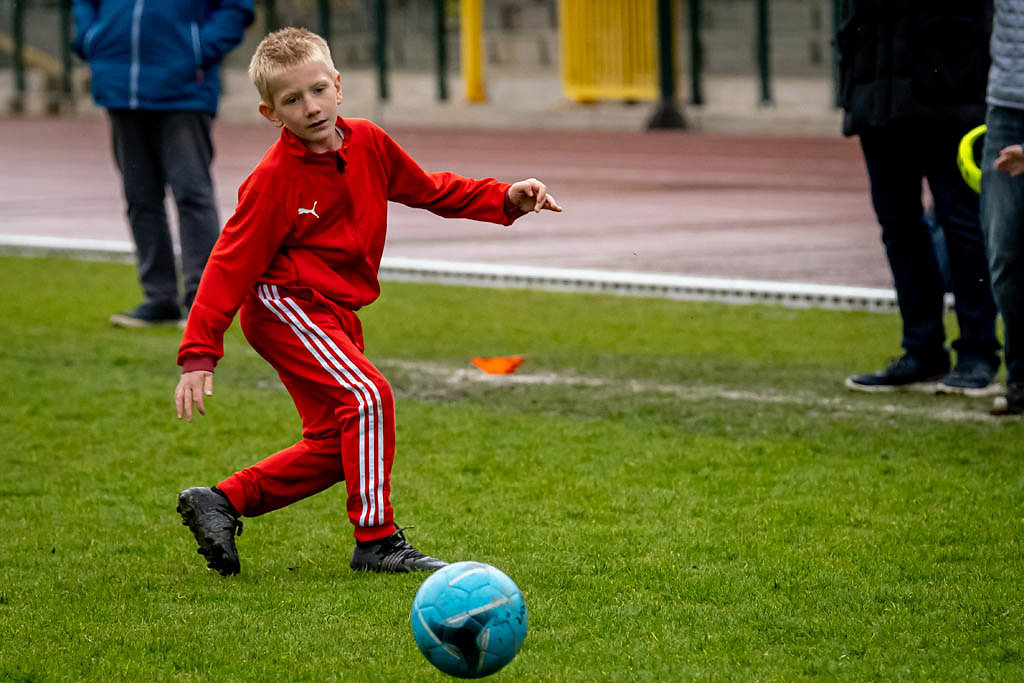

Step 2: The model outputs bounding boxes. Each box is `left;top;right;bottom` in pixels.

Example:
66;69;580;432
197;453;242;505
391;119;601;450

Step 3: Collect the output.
838;0;1002;395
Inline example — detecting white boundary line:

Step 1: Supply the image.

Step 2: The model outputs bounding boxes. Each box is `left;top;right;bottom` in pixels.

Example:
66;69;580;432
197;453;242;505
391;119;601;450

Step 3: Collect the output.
381;359;1002;423
0;233;901;312
381;256;900;311
1;234;137;259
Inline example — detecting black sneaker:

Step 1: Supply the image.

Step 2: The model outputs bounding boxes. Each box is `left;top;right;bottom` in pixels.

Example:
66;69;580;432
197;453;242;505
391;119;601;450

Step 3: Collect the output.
350;528;447;573
110;300;182;328
845;354;949;393
177;487;243;576
937;360;1001;397
991;382;1024;416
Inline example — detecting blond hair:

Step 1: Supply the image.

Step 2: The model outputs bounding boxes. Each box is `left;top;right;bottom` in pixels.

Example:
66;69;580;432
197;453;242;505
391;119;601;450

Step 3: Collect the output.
249;27;338;103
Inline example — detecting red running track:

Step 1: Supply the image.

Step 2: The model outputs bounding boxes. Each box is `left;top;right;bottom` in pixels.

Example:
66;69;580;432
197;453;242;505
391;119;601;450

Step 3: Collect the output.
0;116;888;288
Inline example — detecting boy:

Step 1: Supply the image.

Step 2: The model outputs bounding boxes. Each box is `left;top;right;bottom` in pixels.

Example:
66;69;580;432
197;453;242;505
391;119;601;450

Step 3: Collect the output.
174;27;561;576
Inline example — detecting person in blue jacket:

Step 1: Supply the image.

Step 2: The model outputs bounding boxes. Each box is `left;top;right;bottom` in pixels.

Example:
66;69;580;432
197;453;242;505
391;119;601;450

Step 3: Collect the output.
72;0;254;326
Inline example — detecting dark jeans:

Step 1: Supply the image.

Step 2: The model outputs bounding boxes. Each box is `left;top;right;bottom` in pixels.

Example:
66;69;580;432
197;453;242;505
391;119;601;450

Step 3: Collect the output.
109;109;220;309
981;105;1024;384
859;122;1000;367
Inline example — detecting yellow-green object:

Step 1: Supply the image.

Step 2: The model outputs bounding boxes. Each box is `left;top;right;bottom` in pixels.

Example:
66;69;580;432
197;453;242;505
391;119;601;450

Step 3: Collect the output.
460;0;485;102
958;124;986;194
559;0;661;102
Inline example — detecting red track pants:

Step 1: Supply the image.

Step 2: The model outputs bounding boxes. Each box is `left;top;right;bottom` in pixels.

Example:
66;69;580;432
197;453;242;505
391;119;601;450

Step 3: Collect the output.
216;284;396;543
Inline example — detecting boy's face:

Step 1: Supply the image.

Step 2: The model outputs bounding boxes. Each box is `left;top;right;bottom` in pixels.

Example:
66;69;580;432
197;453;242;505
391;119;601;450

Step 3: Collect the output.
259;60;343;153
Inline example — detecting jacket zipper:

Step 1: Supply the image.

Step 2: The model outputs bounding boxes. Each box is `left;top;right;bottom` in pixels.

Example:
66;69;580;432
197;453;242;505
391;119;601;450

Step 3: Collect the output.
191;22;204;82
82;23;101;56
129;0;145;108
190;23;202;65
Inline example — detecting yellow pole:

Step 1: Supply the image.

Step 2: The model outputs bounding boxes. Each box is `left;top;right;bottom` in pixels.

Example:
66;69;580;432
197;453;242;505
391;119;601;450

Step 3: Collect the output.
461;0;486;102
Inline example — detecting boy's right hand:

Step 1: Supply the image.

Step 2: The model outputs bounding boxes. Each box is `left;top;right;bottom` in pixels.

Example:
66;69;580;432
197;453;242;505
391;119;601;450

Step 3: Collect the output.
507;178;562;214
175;370;214;422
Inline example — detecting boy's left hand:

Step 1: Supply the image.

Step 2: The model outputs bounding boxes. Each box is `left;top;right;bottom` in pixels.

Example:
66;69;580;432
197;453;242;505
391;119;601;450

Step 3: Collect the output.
508;178;563;214
175;370;214;422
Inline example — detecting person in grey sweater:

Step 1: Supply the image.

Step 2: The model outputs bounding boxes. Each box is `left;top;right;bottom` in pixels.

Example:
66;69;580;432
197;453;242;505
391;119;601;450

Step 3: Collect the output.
981;0;1024;415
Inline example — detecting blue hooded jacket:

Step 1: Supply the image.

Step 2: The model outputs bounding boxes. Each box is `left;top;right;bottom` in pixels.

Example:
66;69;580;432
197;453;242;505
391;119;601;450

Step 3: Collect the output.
72;0;254;113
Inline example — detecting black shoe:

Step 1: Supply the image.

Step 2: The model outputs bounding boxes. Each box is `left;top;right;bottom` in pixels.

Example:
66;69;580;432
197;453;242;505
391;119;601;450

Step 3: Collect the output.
845;354;949;393
937;359;1001;397
177;487;243;576
350;528;447;573
110;300;182;328
991;382;1024;416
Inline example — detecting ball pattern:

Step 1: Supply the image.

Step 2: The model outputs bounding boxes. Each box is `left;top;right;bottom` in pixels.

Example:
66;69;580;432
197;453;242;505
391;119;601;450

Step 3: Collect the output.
411;561;528;678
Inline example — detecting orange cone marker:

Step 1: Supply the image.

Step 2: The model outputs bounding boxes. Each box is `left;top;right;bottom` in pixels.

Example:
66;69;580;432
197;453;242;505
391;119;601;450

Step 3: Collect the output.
471;356;525;374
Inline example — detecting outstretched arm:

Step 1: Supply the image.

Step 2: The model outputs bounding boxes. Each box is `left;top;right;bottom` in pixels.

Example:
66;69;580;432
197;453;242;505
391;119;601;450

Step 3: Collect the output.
378;124;560;224
175;370;214;422
995;144;1024;176
507;178;563;214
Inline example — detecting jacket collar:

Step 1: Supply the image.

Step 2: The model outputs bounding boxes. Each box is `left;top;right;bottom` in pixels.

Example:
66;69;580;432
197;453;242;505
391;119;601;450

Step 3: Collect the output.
279;115;351;162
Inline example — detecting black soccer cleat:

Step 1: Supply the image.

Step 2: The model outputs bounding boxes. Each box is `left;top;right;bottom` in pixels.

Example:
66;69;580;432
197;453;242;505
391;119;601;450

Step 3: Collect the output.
350;528;447;573
177;486;243;576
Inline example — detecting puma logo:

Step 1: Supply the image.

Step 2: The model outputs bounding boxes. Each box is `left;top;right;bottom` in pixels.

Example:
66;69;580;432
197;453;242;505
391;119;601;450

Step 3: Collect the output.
298;201;319;219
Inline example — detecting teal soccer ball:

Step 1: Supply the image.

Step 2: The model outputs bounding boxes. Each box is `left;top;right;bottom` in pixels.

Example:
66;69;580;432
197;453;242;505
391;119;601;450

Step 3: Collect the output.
410;561;528;678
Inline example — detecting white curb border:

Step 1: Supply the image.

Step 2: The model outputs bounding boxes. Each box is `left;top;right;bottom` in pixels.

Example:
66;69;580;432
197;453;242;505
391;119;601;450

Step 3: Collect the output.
0;233;901;312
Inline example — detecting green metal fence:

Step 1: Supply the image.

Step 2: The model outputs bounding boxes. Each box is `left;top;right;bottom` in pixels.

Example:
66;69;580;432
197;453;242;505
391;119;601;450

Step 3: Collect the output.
2;0;840;119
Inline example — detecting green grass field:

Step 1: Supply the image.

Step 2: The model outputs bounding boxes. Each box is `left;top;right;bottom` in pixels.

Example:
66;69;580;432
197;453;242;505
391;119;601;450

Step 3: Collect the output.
1;255;1022;681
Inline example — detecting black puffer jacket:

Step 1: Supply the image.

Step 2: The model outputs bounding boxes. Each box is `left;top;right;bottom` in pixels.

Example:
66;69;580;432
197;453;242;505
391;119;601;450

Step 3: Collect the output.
837;0;993;136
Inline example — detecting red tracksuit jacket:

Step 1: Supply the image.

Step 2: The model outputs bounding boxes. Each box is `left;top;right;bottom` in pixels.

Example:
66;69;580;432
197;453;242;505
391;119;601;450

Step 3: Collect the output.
178;116;520;372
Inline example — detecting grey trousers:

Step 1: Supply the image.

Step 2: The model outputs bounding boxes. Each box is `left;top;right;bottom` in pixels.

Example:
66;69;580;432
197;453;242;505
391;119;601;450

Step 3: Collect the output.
108;109;220;309
981;105;1024;385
